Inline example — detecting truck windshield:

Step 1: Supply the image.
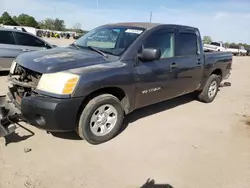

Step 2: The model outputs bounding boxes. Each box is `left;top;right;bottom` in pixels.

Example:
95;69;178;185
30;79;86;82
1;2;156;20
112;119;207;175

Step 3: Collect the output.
73;26;145;56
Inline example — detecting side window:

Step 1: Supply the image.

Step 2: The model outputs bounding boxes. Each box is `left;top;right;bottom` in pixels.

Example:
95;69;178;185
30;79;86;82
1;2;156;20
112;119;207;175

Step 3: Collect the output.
0;31;15;45
143;31;174;59
176;32;197;56
15;32;46;47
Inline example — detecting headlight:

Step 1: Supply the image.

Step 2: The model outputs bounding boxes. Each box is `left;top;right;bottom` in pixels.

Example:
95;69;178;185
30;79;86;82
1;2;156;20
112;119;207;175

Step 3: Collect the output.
37;72;80;95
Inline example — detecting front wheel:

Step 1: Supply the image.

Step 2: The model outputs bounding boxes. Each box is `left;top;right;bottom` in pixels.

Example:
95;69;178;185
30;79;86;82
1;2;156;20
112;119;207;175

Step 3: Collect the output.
77;94;124;145
197;74;220;103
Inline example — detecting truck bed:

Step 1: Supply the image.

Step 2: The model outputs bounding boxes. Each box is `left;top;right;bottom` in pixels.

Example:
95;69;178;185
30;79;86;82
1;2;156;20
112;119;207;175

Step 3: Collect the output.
203;51;232;80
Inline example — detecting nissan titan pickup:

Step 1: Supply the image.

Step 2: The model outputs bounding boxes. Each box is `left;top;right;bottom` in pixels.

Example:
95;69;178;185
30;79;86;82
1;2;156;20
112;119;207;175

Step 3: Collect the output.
0;22;232;144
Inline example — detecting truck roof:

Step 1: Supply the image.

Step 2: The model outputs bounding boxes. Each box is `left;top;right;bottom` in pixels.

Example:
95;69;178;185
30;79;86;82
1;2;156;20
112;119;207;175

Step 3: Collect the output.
103;22;198;30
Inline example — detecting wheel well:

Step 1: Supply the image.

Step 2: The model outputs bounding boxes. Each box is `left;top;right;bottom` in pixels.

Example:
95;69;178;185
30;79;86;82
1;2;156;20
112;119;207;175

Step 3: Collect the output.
79;87;129;114
211;69;222;79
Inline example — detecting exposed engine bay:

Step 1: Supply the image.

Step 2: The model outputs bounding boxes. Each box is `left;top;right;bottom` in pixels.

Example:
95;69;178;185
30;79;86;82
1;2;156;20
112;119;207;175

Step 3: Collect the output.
8;64;42;101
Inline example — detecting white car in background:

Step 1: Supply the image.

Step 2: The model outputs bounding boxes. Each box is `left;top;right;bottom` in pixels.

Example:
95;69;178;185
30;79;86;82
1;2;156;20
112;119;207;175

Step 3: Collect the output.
203;41;227;52
227;45;247;56
1;25;37;36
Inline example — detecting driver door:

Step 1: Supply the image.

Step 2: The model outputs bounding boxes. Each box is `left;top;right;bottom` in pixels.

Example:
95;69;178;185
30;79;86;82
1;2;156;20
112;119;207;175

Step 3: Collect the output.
135;28;180;108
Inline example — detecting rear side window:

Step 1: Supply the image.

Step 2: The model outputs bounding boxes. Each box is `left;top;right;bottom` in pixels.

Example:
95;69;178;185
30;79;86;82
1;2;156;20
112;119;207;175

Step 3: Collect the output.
176;32;197;56
15;32;45;47
0;31;15;45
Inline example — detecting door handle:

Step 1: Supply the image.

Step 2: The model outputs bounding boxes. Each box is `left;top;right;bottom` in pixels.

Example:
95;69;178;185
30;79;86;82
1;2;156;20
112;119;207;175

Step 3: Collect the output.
170;62;178;69
22;49;30;52
197;59;202;65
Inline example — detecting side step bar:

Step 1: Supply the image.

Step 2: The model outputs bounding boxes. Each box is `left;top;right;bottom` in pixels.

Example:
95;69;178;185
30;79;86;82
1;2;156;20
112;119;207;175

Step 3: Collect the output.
0;95;21;137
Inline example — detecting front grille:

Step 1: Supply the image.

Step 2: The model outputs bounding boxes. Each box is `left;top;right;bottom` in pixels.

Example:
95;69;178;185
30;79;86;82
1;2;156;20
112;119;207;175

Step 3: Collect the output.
11;64;42;87
8;64;42;100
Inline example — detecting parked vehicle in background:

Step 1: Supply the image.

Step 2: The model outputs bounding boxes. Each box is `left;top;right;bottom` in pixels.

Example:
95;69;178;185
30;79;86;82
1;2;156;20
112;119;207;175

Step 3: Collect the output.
73;33;83;39
1;25;37;36
239;46;247;56
0;28;55;71
203;41;227;52
246;48;250;56
0;22;233;144
227;44;247;56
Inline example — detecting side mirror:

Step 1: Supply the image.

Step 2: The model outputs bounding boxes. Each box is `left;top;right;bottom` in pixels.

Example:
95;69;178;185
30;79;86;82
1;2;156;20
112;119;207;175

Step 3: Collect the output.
45;43;53;49
138;48;161;61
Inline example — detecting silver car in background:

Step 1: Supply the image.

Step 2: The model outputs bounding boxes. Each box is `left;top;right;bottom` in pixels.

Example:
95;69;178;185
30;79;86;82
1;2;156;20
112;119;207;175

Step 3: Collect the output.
0;28;54;71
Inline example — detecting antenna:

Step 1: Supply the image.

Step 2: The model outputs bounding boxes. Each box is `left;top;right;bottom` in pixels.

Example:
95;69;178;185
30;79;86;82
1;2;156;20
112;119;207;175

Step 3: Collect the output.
96;0;99;9
53;4;56;19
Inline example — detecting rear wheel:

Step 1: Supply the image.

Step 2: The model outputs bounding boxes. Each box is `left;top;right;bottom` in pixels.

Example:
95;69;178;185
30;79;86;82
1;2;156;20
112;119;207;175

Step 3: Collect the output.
77;94;124;145
197;74;220;103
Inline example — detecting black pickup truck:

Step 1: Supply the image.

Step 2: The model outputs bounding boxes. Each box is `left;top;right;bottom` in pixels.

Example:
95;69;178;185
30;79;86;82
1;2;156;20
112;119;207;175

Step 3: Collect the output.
0;22;232;144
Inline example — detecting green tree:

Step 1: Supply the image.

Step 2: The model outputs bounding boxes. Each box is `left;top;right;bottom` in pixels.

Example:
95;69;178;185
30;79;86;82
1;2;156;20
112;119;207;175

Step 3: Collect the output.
224;42;230;48
230;43;237;48
38;18;55;30
0;12;18;25
73;23;81;30
38;18;65;30
12;15;18;23
16;14;38;27
54;18;65;31
202;36;212;44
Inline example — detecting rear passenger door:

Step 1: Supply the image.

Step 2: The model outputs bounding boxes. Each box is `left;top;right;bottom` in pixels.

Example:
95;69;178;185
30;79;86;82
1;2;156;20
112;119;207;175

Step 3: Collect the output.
174;29;203;93
13;32;48;52
0;30;21;70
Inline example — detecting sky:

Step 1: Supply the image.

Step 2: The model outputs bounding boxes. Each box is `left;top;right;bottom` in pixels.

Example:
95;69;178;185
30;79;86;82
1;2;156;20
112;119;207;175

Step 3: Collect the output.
1;0;250;43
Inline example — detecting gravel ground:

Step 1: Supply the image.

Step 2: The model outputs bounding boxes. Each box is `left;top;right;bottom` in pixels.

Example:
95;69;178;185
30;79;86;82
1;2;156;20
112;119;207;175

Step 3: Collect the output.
0;40;250;188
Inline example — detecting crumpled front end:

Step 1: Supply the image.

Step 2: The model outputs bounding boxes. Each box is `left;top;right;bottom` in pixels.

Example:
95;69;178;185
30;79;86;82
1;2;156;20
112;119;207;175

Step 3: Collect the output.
0;62;42;137
0;95;21;137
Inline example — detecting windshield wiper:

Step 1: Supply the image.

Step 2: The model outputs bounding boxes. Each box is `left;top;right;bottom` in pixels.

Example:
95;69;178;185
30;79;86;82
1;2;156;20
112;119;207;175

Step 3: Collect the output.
98;50;117;56
87;46;108;58
70;43;80;50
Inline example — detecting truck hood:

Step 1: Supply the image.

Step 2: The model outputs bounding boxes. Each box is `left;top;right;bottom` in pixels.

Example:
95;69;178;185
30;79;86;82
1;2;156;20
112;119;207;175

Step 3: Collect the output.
15;47;108;73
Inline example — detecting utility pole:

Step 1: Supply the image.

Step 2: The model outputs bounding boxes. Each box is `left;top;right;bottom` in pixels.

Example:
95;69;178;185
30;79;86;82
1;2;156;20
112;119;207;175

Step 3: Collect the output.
150;12;152;22
53;3;56;19
53;3;56;31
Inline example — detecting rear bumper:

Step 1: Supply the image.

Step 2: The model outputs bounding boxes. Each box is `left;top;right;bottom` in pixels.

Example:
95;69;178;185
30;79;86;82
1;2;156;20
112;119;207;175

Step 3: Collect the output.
6;93;84;132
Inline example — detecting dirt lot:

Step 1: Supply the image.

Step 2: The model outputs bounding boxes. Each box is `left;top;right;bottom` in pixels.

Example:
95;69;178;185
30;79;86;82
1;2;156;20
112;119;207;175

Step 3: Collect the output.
44;37;75;46
0;41;250;188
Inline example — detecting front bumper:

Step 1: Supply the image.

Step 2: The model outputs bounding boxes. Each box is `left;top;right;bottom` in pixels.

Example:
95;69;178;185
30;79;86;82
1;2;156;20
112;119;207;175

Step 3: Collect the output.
5;93;84;132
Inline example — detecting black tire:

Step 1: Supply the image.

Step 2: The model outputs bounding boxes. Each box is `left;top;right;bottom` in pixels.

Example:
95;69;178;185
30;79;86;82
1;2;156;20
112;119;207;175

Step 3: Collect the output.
77;94;124;145
197;74;220;103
